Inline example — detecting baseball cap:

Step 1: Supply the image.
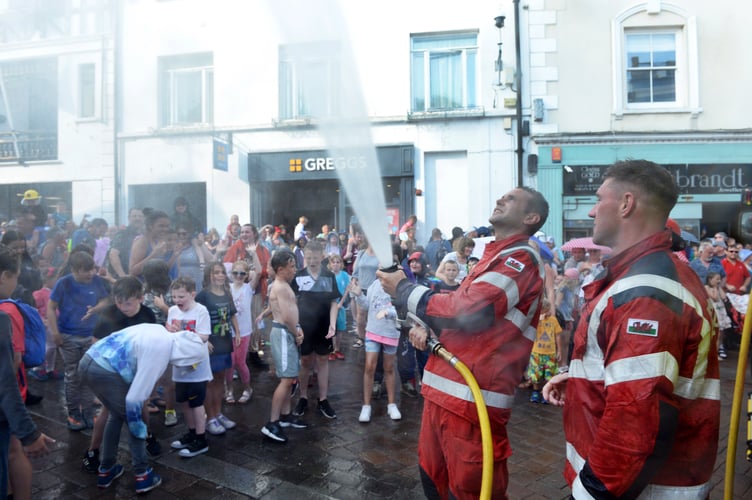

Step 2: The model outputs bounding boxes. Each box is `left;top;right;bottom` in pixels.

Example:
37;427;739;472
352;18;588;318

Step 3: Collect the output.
20;189;41;205
408;252;423;262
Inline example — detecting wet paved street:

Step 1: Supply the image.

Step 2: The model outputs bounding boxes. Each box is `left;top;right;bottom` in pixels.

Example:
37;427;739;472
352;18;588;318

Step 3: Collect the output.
24;339;752;499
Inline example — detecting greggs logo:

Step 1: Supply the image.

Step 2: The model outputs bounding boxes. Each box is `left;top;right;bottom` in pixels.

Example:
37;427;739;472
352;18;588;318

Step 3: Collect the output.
289;156;368;173
289;159;302;172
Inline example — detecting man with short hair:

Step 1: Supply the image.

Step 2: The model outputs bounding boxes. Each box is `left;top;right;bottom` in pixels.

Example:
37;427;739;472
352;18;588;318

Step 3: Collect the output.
107;208;144;279
690;241;726;284
544;160;720;498
379;186;549;499
423;228;451;274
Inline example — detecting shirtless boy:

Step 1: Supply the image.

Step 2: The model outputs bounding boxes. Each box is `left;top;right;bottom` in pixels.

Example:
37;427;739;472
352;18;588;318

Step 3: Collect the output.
261;250;306;443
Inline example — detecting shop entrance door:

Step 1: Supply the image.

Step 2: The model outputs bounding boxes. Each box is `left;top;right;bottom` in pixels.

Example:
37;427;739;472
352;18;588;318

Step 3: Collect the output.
265;179;340;236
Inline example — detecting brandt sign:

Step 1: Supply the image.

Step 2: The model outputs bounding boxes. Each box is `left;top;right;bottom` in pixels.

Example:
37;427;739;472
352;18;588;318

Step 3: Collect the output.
563;164;751;195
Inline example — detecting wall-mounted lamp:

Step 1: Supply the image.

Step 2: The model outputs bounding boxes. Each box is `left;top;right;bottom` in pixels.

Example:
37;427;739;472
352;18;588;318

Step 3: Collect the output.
494;15;506;86
563;165;573;173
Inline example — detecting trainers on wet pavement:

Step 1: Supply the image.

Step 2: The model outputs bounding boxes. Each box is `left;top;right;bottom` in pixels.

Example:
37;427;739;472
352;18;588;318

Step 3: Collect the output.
164;409;178;427
292;397;308;416
358;405;372;423
317;399;337;419
206;417;226;435
134;467;162;494
178;436;208;458
82;448;100;473
387;404;402;420
171;431;195;450
261;421;288;443
279;414;309;429
97;463;124;489
216;413;236;430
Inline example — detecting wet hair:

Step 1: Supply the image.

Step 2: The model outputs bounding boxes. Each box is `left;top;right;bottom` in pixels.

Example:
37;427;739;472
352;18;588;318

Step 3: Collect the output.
603;159;679;218
1;230;24;246
468;256;480;265
202;261;230;295
0;244;20;275
90;218;108;229
242;223;259;240
304;240;323;254
145;210;169;231
443;259;460;270
70;251;95;271
271;249;296;272
519;186;549;235
705;272;721;285
171;276;196;293
112;276;144;301
143;259;171;295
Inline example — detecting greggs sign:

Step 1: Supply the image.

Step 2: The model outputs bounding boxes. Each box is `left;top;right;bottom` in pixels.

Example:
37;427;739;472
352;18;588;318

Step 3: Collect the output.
289;156;368;173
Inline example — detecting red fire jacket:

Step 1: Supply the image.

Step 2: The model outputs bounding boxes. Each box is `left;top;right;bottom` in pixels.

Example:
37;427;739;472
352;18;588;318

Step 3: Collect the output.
564;230;720;498
396;234;545;438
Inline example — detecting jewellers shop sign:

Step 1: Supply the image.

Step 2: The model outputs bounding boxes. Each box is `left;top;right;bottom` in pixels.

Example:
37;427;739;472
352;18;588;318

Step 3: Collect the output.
563;164;751;195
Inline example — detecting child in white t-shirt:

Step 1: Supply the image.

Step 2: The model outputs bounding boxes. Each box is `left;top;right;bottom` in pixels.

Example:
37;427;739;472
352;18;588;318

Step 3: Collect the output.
165;277;212;458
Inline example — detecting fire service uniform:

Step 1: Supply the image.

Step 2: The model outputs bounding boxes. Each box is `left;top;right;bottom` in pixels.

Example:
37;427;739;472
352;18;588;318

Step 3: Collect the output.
394;234;545;499
564;230;720;498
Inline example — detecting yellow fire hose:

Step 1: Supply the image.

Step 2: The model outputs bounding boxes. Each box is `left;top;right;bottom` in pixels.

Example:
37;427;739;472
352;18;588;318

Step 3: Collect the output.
426;337;494;500
724;293;752;500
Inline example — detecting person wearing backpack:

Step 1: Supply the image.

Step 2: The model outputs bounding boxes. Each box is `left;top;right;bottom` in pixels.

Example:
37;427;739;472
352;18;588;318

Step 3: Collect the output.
0;245;54;500
423;228;451;276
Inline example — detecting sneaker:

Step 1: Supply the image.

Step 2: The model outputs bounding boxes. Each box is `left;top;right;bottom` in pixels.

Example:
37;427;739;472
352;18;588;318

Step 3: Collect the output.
353;338;364;348
372;382;383;400
25;392;43;406
216;413;236;430
134;467;162;494
178;436;208;458
387;403;402;421
67;412;86;431
401;381;418;398
279;414;309;429
170;431;195;450
719;346;728;360
328;352;337;361
51;370;65;380
334;351;345;360
358;405;372;423
530;391;543;404
238;388;253;404
317;399;337;419
97;463;124;489
261;421;288;443
292;397;308;416
27;368;49;381
164;409;178;427
82;449;100;473
206;417;226;435
146;434;162;457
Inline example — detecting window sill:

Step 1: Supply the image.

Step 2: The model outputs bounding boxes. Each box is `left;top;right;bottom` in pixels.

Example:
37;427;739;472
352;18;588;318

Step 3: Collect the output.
613;107;703;119
407;107;486;121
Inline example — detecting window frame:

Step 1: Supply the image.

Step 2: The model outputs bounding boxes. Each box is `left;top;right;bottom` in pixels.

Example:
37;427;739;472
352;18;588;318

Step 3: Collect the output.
410;31;480;113
611;4;700;118
278;42;340;121
77;62;97;119
158;53;213;128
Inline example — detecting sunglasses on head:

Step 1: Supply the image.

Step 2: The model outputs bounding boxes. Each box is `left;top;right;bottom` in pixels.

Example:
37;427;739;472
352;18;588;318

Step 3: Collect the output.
232;271;247;276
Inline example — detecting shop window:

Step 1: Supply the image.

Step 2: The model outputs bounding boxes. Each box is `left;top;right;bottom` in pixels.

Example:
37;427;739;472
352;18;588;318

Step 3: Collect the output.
612;4;699;118
278;42;340;121
158;53;213;127
410;32;478;112
0;57;58;162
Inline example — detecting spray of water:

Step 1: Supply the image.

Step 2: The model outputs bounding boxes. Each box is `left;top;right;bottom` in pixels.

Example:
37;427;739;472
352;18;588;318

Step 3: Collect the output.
267;0;393;266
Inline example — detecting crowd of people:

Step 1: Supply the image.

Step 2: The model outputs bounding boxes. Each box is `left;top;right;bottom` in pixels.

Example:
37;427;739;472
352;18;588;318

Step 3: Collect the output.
0;166;749;498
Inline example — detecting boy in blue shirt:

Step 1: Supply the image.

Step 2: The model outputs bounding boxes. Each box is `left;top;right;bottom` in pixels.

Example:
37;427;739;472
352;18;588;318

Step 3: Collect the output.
47;251;109;430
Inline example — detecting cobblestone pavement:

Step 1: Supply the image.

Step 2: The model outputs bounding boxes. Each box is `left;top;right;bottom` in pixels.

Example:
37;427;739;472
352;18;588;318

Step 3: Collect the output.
23;340;752;499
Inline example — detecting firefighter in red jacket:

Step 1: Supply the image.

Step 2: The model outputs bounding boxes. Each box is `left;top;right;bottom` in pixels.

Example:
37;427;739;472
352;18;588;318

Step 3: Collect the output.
544;160;720;498
379;187;549;500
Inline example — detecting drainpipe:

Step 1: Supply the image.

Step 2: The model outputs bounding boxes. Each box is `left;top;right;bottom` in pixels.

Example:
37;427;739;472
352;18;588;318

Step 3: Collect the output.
112;0;122;224
514;0;524;187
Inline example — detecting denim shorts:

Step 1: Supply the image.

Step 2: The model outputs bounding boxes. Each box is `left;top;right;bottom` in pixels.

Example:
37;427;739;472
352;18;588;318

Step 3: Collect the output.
365;338;398;355
209;353;232;373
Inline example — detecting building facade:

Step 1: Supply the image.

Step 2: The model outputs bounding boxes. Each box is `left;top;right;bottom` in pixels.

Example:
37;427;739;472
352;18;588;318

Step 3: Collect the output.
527;0;752;244
0;0;116;225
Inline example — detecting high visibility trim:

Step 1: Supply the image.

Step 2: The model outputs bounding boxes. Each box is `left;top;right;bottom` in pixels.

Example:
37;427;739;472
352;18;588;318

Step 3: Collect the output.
577;273;717;399
474;272;518;306
675;376;720;401
407;285;430;317
604;352;679;387
567;442;712;499
422;370;514;409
